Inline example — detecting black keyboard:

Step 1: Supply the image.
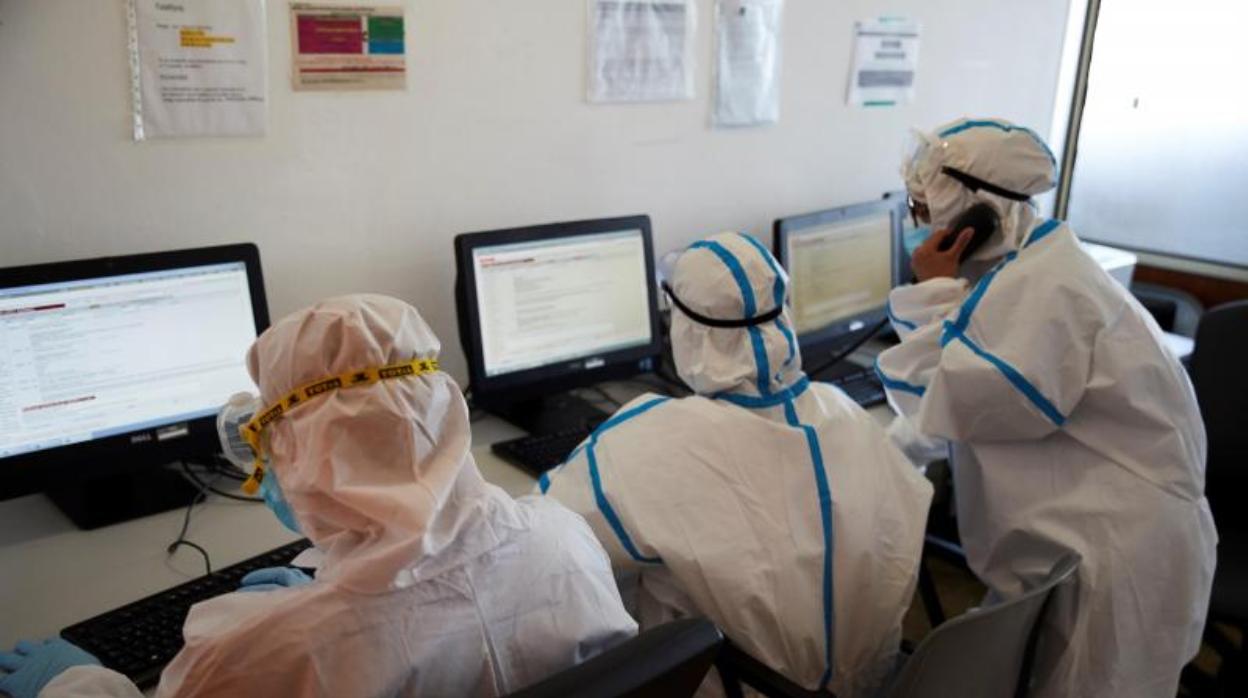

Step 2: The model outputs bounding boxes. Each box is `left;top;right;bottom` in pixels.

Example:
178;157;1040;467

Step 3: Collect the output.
812;362;887;408
61;538;313;688
492;428;593;476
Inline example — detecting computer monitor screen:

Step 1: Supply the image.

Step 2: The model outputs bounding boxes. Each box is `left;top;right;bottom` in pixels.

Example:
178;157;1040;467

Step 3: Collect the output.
472;230;652;378
774;199;900;348
0;262;259;460
455;215;662;409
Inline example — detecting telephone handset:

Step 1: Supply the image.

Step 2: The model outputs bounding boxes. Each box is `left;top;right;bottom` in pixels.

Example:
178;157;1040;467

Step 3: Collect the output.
937;202;1000;263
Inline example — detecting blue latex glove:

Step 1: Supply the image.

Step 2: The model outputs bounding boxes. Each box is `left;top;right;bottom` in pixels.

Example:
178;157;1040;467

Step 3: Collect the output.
238;566;314;592
0;638;100;698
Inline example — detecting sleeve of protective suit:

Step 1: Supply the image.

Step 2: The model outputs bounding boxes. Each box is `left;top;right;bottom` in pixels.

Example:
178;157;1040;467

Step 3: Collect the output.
879;274;1094;443
38;666;144;698
876;279;968;456
888;277;969;339
541;448;648;573
539;400;661;573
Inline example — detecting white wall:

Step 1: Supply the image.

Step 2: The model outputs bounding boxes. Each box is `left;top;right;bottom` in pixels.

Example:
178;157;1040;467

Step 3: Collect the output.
0;0;1072;382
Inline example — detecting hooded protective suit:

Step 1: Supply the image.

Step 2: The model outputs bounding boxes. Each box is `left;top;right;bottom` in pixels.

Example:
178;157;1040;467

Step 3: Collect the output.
42;294;636;698
879;118;1217;697
540;233;932;697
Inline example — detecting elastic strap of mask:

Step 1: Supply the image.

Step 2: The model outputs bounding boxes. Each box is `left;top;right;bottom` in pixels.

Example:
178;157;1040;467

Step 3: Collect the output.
662;282;783;328
941;166;1031;202
239;357;440;494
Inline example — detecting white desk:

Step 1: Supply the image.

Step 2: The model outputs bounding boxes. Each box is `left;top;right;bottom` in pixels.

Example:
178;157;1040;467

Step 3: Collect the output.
0;383;895;650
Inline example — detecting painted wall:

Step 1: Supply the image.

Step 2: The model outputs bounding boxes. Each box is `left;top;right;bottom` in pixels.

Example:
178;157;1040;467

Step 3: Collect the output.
0;0;1072;381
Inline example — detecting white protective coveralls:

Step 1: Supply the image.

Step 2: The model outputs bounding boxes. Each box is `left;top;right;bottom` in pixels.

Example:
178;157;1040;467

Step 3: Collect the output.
42;294;636;698
540;233;933;697
878;118;1217;697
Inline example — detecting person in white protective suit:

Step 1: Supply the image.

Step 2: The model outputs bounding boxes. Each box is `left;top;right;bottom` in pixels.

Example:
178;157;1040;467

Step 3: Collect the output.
539;232;933;697
877;117;1217;698
11;294;636;698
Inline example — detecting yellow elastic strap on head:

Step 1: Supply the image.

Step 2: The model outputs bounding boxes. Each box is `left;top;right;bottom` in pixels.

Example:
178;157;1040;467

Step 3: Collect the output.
239;357;440;494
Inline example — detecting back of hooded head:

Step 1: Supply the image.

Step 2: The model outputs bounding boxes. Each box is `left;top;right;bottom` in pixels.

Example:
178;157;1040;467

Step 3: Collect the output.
247;294;483;593
903;118;1057;262
668;232;802;397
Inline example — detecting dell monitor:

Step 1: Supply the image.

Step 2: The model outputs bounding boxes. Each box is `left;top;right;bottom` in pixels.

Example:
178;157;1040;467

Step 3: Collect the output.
0;244;269;528
773;199;904;359
455;216;662;434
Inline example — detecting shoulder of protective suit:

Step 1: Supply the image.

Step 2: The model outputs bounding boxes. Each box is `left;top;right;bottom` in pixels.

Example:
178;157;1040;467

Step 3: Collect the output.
968;223;1126;331
588;392;723;445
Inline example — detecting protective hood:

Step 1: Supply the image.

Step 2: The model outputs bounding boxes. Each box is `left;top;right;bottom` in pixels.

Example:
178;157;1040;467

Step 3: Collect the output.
246;294;488;593
669;232;803;397
902;118;1057;263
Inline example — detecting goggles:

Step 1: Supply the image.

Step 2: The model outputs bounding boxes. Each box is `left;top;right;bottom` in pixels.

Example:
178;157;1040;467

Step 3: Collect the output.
234;357;440;494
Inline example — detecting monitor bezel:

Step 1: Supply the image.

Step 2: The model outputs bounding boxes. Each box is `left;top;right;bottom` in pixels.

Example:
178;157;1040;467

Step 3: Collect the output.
772;199;902;351
0;244;269;501
454;215;663;405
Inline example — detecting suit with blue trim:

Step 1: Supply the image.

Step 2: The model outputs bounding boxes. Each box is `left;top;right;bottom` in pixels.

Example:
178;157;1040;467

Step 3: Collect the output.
541;233;932;697
878;219;1217;698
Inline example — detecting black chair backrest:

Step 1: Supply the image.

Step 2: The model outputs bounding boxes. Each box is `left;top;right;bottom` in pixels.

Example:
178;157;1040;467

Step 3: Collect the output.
504;618;723;698
1187;300;1248;527
716;640;831;698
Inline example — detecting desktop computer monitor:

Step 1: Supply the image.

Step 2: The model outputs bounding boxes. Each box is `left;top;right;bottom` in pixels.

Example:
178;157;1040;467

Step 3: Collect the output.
454;216;662;434
773;199;904;355
0;244;269;528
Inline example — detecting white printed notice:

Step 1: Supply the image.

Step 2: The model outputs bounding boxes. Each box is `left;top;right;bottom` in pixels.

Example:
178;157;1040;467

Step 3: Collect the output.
847;17;920;108
713;0;783;127
127;0;267;140
588;0;695;103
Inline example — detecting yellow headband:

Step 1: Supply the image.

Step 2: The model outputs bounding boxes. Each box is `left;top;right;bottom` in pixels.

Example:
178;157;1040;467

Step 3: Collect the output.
239;357;440;494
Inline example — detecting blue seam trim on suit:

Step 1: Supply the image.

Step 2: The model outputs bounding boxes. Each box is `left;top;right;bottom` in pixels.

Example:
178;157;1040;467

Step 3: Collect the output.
781;398;835;690
736;233;798;368
715;376;811;408
937;120;1057;165
944;332;1067;427
887;299;918;331
690;241;773;396
927;218;1068;427
942;252;1017;346
539;397;672;566
1023;219;1061;248
585;396;672;562
874;358;927;396
941;218;1064;348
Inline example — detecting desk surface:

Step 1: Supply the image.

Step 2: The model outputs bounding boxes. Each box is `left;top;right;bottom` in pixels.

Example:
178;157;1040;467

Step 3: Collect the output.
0;383;894;649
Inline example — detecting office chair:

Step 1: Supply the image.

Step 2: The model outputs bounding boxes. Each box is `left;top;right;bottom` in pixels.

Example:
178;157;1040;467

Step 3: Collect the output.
1131;282;1204;337
715;640;831;698
504;618;723;698
884;554;1079;698
1186;300;1248;694
714;555;1077;698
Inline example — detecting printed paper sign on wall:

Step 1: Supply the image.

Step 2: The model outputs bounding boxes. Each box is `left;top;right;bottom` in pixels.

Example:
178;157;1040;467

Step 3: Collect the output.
588;0;695;103
847;17;920;108
128;0;268;140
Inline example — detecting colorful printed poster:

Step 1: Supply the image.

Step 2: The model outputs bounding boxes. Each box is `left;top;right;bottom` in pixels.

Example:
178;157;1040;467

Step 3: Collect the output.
128;0;268;140
290;3;407;91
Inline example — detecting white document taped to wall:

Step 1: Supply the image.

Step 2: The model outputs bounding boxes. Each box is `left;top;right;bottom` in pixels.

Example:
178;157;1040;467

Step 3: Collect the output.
713;0;782;127
847;17;920;108
127;0;268;140
587;0;695;103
